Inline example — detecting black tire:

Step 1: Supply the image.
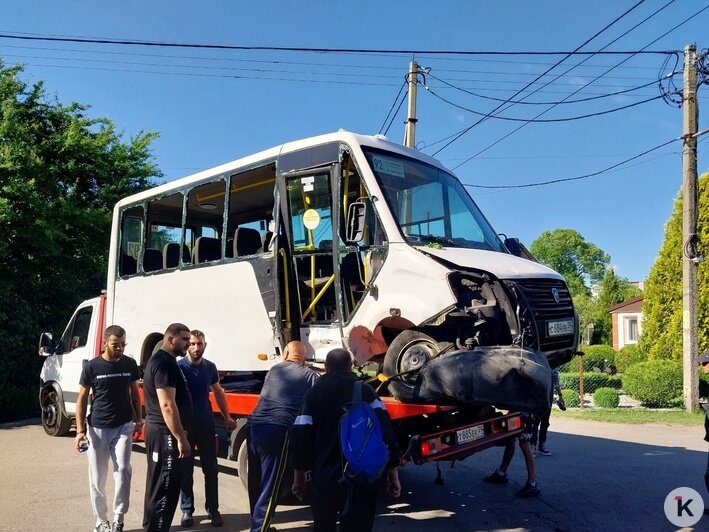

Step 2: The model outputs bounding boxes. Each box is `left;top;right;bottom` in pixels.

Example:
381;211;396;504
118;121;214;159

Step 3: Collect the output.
41;387;71;437
383;330;440;402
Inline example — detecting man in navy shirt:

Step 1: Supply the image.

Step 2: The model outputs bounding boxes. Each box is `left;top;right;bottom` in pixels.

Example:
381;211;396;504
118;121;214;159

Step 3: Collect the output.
142;323;193;532
75;325;141;532
247;341;318;532
178;330;236;528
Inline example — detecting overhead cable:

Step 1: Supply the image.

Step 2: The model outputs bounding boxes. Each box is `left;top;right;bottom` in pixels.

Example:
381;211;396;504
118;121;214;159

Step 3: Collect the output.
463;137;679;189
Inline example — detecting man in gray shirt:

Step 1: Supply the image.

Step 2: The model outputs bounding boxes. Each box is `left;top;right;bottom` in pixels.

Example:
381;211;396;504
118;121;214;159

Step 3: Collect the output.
247;341;318;532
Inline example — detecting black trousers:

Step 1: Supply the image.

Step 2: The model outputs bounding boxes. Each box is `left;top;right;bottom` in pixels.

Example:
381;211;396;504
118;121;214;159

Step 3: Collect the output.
143;424;182;531
180;424;219;514
532;409;551;446
310;487;379;532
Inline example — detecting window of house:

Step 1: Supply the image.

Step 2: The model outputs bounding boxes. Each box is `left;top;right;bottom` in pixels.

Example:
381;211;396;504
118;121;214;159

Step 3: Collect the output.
626;317;638;343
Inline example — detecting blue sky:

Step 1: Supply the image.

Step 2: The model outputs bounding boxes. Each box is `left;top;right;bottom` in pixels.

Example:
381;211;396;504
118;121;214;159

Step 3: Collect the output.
2;1;707;281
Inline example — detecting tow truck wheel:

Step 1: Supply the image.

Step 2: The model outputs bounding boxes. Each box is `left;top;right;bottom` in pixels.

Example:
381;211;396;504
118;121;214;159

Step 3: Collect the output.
41;387;71;437
383;330;440;402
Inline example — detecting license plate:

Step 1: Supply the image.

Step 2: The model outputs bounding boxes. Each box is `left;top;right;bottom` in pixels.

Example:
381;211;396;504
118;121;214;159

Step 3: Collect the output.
547;319;574;337
456;424;485;444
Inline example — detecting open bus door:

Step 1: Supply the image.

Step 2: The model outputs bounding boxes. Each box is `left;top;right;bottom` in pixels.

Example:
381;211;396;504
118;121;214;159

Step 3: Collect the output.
277;165;347;361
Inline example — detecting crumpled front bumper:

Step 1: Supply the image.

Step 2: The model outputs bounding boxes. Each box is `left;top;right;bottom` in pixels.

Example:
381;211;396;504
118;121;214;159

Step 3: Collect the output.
412;346;552;417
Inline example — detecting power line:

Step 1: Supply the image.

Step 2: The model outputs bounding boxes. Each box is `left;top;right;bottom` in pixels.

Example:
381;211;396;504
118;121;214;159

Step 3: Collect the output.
463;137;679;189
450;0;702;169
0;31;680;55
429;0;649;156
427;71;677;105
379;81;407;134
426;89;667;122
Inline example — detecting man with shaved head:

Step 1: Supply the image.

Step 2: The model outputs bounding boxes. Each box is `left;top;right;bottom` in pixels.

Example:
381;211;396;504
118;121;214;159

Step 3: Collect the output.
247;341;318;532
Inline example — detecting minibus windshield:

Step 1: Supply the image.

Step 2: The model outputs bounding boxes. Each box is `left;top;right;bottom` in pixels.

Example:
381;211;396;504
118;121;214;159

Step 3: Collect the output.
363;148;506;252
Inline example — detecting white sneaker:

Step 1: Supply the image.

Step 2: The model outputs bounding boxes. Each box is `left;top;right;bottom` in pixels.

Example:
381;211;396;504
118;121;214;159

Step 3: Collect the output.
94;521;110;532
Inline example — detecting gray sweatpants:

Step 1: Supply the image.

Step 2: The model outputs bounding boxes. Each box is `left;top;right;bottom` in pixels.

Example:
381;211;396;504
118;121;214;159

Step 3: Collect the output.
87;422;133;523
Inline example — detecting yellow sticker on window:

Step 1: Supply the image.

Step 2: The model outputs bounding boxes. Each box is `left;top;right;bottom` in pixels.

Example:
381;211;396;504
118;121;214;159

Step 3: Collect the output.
303;209;321;230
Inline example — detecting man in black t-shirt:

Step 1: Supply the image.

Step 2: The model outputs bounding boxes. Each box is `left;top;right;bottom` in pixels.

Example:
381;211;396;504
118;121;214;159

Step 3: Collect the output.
75;325;142;532
142;323;194;532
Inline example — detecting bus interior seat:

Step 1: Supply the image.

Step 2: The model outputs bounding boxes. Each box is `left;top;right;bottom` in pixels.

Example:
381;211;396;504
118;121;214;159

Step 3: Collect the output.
119;254;137;276
143;248;163;272
193;236;221;263
163;242;190;268
235;227;262;257
226;238;234;258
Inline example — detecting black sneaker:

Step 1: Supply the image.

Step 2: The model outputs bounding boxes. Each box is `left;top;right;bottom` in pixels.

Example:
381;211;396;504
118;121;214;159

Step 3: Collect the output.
482;471;508;484
516;482;540;498
181;512;193;528
209;511;223;527
538;445;551;456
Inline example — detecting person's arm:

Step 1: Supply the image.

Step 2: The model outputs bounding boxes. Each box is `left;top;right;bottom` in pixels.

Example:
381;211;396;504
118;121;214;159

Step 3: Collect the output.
129;380;143;438
386;467;401;498
73;384;90;451
210;381;237;432
155;386;191;458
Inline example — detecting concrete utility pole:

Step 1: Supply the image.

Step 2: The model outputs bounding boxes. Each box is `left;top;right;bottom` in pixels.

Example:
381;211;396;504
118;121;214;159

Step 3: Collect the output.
682;44;699;412
404;60;419;148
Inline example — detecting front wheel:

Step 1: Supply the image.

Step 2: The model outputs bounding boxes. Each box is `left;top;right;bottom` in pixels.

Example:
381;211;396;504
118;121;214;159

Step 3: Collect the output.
383;330;441;402
41;387;71;437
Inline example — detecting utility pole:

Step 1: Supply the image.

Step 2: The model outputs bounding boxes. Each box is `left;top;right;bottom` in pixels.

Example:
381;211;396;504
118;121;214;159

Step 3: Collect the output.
682;44;699;412
404;60;419;148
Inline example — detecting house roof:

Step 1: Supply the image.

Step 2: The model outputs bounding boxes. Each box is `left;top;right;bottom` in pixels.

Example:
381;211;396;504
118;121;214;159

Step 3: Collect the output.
608;295;643;313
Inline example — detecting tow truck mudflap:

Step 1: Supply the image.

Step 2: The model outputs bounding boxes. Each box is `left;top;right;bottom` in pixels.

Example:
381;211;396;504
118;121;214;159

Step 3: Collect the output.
408;411;523;465
414;346;552;417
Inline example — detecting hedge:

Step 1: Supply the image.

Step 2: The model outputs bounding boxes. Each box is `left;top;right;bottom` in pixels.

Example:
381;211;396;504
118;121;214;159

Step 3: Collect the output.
593;387;620;408
558;344;618;373
622;360;683;408
558;372;623;393
615;344;646;373
561;388;580;408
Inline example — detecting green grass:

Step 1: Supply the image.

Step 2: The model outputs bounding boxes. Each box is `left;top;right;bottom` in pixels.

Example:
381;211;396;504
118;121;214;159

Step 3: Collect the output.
552;408;705;425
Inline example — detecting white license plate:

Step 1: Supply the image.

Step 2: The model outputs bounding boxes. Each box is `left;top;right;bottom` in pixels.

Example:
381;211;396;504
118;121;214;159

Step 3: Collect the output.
547;319;574;337
456;424;485;444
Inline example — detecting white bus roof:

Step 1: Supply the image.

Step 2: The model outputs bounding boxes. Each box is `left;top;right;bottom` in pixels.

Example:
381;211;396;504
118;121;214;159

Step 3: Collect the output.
115;130;449;209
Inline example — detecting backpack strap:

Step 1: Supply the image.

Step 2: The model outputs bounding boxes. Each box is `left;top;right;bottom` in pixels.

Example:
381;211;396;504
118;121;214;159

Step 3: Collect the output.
353;379;363;403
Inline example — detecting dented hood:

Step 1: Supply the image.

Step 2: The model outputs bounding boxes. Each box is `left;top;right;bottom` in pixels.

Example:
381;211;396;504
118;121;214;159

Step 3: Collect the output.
418;247;562;281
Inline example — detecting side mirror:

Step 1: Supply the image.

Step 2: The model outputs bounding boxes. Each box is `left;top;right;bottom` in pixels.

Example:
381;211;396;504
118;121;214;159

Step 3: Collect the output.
346;201;367;243
504;237;521;257
38;332;55;356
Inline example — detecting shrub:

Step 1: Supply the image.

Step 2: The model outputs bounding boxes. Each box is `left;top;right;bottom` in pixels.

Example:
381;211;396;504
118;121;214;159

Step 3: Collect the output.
561;388;580;408
579;345;617;372
622;360;683;408
616;344;646;373
558;372;622;392
593;387;620;408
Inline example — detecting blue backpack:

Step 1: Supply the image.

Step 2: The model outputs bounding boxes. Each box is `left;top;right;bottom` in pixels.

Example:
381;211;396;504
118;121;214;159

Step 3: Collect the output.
338;380;390;487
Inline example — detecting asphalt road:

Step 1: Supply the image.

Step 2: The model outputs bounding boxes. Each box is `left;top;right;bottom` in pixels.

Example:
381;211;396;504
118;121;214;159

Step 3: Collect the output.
1;415;708;532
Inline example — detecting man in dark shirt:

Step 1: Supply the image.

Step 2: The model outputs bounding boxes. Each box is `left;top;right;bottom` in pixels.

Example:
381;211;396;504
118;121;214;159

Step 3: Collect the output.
142;323;194;532
177;330;237;528
291;348;401;532
247;341;318;532
75;325;141;532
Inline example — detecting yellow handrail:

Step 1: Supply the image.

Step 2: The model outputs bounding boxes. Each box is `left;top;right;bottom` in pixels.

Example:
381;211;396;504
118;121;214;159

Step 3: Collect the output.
301;274;335;321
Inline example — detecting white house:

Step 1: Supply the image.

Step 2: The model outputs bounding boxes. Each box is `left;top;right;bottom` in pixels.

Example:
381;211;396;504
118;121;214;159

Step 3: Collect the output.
609;296;643;350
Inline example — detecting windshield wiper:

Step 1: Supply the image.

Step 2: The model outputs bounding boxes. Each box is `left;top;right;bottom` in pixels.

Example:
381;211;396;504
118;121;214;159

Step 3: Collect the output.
406;233;458;247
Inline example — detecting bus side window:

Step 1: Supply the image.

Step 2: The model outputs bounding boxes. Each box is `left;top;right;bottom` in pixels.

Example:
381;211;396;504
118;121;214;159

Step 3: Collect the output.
145;192;184;272
118;206;144;277
186;181;226;263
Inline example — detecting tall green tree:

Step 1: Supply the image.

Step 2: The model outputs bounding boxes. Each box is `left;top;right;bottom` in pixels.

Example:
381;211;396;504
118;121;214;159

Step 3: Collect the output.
530;228;638;345
530;228;610;297
0;62;161;420
640;173;709;360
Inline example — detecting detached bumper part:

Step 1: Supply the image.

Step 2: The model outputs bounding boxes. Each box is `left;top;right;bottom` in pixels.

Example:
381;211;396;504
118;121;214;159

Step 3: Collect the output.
414;346;552;417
